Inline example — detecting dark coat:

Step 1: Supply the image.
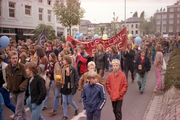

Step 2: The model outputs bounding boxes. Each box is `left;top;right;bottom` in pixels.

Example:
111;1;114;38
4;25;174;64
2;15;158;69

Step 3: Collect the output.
94;51;107;69
50;49;60;57
135;56;151;77
69;65;79;95
6;63;28;93
25;75;46;105
124;50;135;71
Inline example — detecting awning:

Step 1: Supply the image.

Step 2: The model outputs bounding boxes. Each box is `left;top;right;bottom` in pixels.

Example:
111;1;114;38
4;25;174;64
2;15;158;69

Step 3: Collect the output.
23;33;34;36
0;33;16;36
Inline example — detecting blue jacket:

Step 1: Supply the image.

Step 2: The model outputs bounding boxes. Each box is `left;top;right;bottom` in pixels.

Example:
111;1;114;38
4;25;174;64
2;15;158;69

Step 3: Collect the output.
82;82;106;112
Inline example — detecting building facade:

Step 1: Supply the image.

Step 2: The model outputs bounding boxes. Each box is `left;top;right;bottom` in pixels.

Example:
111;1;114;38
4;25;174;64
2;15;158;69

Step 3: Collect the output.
0;0;78;41
155;1;180;37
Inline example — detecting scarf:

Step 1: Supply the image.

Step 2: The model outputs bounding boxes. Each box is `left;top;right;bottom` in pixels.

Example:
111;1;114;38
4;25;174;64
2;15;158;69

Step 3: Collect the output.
60;64;70;87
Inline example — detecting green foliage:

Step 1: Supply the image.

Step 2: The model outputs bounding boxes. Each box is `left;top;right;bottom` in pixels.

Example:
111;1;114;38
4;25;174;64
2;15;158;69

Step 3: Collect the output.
140;11;145;19
30;24;58;40
139;12;156;35
164;48;180;90
108;12;123;37
53;0;85;36
133;11;138;17
100;26;105;36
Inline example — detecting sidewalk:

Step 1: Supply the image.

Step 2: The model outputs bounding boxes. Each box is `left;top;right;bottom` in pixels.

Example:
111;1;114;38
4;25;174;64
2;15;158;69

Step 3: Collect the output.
143;53;170;120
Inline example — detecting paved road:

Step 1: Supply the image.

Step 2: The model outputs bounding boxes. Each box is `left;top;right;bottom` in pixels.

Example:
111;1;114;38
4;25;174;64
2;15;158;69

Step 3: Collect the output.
2;54;169;120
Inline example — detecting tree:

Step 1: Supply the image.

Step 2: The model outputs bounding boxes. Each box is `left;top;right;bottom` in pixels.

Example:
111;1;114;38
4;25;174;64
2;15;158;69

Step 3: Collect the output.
139;14;156;35
160;8;162;11
94;25;100;35
133;11;138;17
108;12;123;37
100;26;105;36
140;11;145;19
163;8;166;11
31;24;58;40
53;0;85;36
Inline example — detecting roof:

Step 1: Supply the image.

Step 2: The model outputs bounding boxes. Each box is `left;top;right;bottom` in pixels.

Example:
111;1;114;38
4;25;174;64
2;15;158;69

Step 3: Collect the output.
167;1;180;8
80;20;91;26
126;17;141;23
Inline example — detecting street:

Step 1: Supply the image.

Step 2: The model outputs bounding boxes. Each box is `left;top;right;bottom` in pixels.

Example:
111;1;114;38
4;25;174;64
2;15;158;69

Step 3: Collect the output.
2;54;169;120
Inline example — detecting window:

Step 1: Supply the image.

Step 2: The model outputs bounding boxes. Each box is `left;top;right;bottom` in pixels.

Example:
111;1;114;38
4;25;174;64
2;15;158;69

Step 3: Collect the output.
9;2;15;17
39;8;43;21
156;26;160;32
47;10;51;22
25;5;31;16
177;14;180;18
131;24;133;28
169;8;174;12
177;26;180;32
178;8;180;11
163;26;166;32
169;26;173;32
163;20;166;24
136;24;138;28
156;20;160;25
169;20;173;24
3;28;10;33
47;0;51;5
131;31;133;34
136;30;138;34
169;14;174;18
38;0;42;3
163;14;167;19
156;14;161;19
0;0;1;16
177;20;179;24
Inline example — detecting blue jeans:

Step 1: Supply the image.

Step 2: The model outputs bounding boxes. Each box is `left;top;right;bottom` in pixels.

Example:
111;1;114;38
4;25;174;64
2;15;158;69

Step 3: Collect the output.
0;93;4;120
26;97;45;120
0;87;16;113
136;72;148;92
62;93;78;116
166;46;169;53
52;89;60;111
43;80;55;108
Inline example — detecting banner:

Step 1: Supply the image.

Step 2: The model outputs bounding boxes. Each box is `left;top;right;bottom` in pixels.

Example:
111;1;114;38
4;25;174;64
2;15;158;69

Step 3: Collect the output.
35;28;48;47
66;27;127;57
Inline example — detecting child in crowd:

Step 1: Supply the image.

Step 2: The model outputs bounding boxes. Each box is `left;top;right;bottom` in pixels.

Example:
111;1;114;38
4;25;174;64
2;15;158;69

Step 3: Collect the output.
106;59;128;120
82;71;106;120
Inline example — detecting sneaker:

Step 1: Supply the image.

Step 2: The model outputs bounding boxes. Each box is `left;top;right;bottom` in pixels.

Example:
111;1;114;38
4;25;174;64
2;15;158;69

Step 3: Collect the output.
139;87;141;91
140;91;143;95
48;110;56;115
42;107;47;111
75;109;79;116
62;116;68;120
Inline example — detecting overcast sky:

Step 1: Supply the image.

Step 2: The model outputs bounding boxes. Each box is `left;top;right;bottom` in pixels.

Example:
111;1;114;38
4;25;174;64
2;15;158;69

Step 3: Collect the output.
80;0;178;23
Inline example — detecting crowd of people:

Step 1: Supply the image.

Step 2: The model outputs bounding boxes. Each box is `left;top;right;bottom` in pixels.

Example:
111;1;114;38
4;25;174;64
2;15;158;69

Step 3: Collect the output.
0;35;180;120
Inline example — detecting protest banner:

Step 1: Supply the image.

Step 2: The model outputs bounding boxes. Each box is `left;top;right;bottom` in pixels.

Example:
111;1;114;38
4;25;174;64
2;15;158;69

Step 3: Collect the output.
66;27;127;57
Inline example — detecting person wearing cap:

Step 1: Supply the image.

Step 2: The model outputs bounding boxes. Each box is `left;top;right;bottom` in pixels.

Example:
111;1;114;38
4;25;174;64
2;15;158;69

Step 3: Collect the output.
145;44;152;59
135;49;151;94
106;59;128;120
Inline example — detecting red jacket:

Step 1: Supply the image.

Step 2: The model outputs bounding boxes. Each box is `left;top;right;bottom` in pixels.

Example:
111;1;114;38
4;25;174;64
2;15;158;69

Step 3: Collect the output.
75;54;88;74
106;70;128;101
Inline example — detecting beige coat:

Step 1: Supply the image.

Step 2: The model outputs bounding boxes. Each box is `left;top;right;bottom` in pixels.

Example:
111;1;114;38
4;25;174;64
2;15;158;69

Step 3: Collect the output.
54;62;63;90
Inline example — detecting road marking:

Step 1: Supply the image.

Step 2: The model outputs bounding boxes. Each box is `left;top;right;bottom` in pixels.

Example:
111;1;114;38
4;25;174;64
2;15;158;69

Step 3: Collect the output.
10;107;30;118
71;110;86;120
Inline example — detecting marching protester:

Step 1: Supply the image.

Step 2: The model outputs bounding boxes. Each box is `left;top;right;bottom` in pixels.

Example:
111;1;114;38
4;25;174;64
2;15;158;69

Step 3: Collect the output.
82;71;106;120
108;45;120;72
66;42;74;55
61;55;79;120
145;44;153;60
0;55;16;116
124;43;135;83
75;45;91;78
4;46;10;64
29;49;35;62
78;61;105;103
5;51;29;120
94;44;107;77
135;49;151;94
154;44;163;91
150;41;156;64
49;52;64;115
43;52;57;110
106;59;128;120
36;46;48;66
50;44;60;57
25;62;46;120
